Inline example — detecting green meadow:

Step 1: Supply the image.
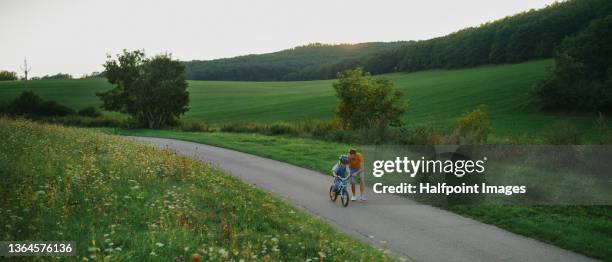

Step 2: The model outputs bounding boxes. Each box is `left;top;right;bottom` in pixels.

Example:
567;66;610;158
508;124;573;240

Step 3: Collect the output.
0;118;393;261
0;59;604;140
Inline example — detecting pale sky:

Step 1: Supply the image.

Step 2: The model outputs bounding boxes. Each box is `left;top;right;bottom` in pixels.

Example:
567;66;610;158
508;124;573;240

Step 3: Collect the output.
0;0;559;77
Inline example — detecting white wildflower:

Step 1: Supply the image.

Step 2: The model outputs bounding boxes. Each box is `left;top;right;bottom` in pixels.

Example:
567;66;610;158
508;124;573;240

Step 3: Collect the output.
218;248;228;258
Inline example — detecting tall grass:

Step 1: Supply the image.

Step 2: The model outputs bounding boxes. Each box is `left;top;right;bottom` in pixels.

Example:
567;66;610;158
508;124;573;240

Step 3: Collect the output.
0;118;393;261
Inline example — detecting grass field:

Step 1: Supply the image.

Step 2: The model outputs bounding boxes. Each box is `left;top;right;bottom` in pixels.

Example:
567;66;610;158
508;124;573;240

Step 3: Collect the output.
114;129;612;260
0;118;393;261
0;60;605;140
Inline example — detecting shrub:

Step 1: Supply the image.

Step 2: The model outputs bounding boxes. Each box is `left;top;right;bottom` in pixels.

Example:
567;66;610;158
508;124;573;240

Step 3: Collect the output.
220;122;264;133
543;121;581;145
179;120;213;132
269;122;297;135
48;115;130;128
326;129;356;143
309;119;342;138
78;106;102;117
35;101;75;117
9;91;43;116
455;105;492;144
0;100;8;115
355;121;393;144
392;123;459;145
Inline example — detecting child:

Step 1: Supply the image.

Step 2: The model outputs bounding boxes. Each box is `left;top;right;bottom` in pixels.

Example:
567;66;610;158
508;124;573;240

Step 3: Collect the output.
330;155;350;198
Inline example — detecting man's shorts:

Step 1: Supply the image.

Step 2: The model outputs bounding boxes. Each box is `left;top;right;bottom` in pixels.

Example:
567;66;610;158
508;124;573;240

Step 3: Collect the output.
349;168;365;184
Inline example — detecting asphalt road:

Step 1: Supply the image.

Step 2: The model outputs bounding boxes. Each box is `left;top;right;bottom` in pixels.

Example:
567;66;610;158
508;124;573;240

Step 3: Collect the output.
132;136;595;262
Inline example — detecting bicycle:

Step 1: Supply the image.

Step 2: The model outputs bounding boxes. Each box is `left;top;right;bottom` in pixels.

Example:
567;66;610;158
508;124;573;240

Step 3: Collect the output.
329;174;350;207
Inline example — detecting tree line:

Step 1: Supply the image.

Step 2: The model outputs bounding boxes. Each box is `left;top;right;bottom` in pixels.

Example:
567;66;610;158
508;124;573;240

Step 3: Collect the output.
184;42;406;81
183;0;612;81
328;0;612;76
535;14;612;112
0;71;74;81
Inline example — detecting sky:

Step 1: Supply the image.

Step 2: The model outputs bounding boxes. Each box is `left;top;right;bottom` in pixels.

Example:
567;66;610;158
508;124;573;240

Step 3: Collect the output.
0;0;559;77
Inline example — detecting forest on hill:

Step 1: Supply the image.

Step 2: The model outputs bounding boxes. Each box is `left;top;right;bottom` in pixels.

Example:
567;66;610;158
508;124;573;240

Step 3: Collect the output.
184;42;406;81
184;0;612;81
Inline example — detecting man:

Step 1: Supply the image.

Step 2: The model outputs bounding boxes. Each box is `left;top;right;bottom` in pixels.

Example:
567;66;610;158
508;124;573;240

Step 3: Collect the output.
348;148;366;201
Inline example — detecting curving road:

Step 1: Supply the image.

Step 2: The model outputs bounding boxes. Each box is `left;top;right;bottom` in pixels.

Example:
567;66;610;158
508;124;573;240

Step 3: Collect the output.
132;136;595;262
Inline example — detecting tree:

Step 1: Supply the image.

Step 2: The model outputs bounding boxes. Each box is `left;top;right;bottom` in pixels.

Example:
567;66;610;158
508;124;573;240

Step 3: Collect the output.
534;15;612;111
96;50;189;128
333;68;407;130
0;71;18;81
41;73;73;80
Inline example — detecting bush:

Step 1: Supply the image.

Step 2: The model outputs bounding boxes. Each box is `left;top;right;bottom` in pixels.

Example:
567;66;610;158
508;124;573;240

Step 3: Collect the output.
355;122;393;144
392;123;459;145
78;106;102;117
35;101;75;117
47;115;130;128
309;119;342;138
9;91;43;116
7;91;78;117
326;129;356;143
269;122;297;135
179;120;213;132
0;100;9;115
455;105;492;144
220;122;264;133
543;121;581;145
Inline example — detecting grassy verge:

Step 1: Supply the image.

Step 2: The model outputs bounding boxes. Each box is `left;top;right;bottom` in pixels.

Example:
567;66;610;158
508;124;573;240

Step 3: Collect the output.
0;119;394;261
115;129;612;260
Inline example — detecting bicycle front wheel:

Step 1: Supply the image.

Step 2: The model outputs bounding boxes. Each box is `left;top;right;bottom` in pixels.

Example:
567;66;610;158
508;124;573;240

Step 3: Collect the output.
340;189;349;207
329;185;338;202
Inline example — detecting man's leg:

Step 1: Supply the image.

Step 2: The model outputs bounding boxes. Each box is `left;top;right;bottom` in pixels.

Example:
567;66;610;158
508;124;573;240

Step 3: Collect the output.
350;175;357;201
359;173;366;200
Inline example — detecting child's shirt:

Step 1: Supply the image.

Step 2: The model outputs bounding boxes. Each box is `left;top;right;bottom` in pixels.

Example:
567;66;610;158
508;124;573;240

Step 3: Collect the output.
332;163;349;178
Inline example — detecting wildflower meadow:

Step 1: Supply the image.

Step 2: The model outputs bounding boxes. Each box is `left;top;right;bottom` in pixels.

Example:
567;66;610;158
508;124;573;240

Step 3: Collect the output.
0;118;393;261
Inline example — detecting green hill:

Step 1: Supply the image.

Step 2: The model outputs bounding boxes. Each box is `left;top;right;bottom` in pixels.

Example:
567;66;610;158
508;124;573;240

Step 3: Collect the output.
0;59;602;139
183;0;612;81
184;42;407;81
